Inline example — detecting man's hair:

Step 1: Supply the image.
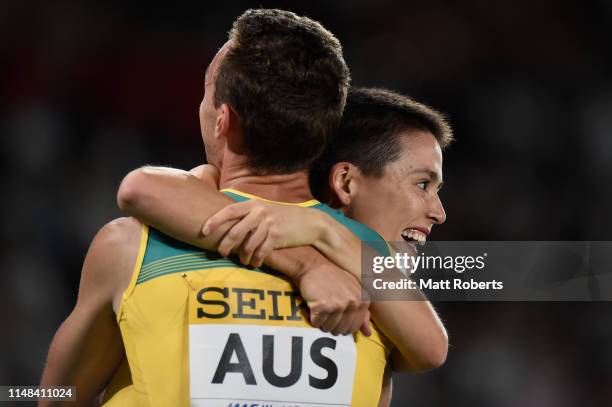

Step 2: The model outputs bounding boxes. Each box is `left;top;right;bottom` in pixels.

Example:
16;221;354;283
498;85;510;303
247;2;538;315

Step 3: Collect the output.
214;9;350;174
309;87;453;197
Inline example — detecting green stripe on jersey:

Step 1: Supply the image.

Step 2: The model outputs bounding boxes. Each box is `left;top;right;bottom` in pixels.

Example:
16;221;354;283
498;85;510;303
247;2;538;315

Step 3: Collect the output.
137;190;390;285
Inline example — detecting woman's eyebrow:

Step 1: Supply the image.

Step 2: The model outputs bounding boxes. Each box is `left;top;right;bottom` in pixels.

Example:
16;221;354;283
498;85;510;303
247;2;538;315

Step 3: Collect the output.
409;168;441;182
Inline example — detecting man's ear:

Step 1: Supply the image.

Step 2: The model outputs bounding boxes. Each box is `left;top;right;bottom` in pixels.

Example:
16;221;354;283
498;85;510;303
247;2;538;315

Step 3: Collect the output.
214;104;230;139
215;104;243;151
328;162;360;208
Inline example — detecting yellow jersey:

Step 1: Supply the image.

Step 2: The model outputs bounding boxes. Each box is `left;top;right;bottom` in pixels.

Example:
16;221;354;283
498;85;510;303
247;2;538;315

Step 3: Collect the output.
103;189;392;407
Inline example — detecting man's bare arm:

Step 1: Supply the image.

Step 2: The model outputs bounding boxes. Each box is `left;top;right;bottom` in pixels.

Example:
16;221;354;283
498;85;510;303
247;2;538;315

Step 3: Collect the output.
273;215;450;372
202;199;361;271
118;167;233;250
118;166;446;369
307;229;449;371
372;297;448;372
117;166;370;335
118;166;356;283
198;195;449;371
40;218;140;406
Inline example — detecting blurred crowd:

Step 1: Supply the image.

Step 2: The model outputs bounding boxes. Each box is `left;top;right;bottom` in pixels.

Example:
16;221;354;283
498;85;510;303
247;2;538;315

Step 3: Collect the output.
1;1;611;405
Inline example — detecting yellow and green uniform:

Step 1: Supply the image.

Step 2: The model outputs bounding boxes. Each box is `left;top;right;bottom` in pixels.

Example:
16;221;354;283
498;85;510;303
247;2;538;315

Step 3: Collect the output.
103;189;391;407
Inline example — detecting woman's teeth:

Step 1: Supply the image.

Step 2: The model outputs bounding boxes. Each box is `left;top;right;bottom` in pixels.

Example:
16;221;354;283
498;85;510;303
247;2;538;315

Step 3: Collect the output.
401;228;427;245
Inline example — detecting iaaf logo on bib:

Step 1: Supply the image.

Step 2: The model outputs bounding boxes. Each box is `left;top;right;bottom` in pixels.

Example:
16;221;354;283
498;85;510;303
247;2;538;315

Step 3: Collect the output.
189;325;357;406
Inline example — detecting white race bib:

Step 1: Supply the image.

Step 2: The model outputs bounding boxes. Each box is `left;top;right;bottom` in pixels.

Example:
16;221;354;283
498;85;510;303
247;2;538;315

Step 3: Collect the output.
188;279;356;407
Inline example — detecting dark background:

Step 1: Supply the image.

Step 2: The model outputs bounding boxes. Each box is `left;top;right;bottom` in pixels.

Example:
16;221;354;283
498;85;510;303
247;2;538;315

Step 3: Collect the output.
2;1;612;406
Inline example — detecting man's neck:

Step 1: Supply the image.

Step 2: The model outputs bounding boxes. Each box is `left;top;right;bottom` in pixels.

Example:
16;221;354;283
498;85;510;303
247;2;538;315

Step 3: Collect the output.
218;154;314;203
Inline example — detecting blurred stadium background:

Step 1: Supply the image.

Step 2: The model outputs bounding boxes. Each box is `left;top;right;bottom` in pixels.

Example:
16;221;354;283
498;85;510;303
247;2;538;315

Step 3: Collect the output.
2;1;612;405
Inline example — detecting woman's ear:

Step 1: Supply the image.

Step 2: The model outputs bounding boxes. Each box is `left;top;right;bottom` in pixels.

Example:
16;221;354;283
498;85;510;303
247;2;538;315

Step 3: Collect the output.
328;162;360;208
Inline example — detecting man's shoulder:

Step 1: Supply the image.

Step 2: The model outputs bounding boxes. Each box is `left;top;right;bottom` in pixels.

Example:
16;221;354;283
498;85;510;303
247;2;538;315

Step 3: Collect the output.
98;216;142;242
93;217;143;260
82;217;143;307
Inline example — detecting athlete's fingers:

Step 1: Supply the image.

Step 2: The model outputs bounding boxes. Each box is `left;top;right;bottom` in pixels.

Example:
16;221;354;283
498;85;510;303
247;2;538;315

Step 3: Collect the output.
335;299;368;335
217;211;260;257
359;309;372;337
334;306;363;335
348;310;364;335
344;303;370;335
238;226;268;266
331;312;354;336
327;293;357;335
250;230;275;268
321;311;344;334
309;310;329;330
217;226;243;257
202;201;255;235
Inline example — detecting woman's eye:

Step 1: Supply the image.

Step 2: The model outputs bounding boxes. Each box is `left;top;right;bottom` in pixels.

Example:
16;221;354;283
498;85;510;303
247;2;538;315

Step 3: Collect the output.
417;181;428;190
